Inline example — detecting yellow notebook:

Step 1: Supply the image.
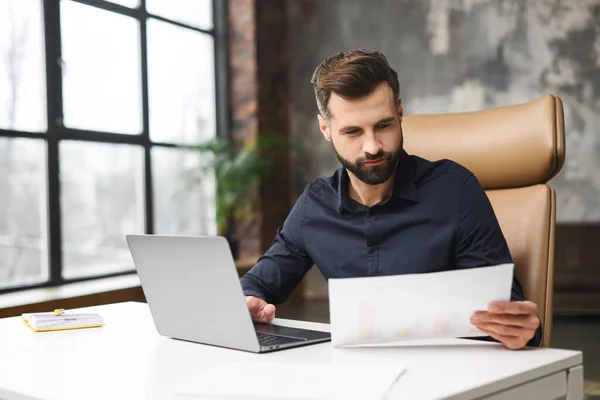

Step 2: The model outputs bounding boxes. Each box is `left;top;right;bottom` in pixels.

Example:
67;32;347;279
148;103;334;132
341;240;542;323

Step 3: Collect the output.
21;310;104;332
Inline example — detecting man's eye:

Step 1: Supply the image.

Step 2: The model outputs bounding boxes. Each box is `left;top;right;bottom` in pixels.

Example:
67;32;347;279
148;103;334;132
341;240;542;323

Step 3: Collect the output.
376;124;390;129
345;129;359;135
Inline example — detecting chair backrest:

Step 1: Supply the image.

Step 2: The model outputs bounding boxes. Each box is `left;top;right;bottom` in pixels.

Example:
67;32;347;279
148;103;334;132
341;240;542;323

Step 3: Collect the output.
403;94;566;347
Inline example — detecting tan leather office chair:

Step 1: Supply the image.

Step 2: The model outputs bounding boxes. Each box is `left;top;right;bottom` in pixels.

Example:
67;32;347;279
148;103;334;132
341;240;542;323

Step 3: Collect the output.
403;94;565;347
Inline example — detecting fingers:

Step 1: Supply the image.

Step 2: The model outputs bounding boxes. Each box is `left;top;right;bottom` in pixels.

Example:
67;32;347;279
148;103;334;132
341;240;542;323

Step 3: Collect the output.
472;311;539;330
488;301;538;315
470;301;540;350
262;303;276;322
473;320;536;339
476;325;527;350
245;296;276;323
245;296;263;310
246;296;265;322
471;313;537;350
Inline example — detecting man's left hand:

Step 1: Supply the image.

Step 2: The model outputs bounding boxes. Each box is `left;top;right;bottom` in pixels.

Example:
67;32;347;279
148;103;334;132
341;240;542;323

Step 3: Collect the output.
470;301;540;350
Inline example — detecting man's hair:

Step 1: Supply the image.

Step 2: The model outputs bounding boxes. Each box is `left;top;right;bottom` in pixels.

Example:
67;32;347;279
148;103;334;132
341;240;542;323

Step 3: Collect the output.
310;49;400;119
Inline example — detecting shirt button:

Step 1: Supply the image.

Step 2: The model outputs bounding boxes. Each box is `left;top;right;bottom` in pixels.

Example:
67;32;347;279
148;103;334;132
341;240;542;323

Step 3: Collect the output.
368;246;375;253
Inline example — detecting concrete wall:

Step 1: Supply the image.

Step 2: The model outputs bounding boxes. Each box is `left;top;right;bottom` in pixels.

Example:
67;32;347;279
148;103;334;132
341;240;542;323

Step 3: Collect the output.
286;0;600;298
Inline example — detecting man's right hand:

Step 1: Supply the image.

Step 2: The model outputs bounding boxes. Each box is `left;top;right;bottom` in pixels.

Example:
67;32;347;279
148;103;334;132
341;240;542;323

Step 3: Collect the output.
245;296;276;323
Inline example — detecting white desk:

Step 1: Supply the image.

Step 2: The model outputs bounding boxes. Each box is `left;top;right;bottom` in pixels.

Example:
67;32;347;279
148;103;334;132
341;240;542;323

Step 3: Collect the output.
0;302;583;400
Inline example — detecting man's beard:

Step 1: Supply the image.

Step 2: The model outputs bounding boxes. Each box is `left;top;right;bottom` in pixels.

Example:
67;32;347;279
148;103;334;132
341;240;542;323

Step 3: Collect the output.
333;144;402;185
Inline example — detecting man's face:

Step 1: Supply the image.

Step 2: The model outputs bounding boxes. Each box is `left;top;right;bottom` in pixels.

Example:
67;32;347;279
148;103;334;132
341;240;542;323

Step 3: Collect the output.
318;82;404;185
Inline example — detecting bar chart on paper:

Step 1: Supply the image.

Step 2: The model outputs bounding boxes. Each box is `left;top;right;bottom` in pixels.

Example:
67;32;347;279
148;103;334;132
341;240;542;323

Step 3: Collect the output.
329;264;514;346
355;301;481;342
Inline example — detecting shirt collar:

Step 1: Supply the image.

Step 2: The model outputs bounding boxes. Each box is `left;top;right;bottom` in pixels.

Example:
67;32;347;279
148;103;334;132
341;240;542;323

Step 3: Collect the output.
337;149;418;214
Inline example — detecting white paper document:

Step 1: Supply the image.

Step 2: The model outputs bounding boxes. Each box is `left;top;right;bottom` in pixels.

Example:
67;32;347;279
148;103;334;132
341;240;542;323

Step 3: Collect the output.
329;264;514;347
175;361;405;400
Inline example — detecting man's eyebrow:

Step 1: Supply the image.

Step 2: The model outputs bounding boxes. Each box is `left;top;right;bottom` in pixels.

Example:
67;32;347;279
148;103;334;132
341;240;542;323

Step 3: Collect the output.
338;117;396;133
375;117;395;125
338;125;361;133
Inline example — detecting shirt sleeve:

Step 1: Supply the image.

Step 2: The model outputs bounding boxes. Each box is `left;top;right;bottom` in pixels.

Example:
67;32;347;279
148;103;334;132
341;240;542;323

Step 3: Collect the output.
454;173;542;347
240;184;315;305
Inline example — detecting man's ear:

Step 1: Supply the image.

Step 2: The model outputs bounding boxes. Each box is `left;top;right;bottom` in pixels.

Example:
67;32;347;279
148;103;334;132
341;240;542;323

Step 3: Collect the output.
317;114;332;142
397;99;403;121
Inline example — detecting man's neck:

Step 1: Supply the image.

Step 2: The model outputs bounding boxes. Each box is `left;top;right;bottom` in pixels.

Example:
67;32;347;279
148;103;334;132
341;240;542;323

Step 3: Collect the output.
347;171;396;208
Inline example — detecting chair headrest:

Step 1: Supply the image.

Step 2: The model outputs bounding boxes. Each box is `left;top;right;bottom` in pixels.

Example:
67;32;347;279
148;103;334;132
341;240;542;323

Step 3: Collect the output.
403;94;565;189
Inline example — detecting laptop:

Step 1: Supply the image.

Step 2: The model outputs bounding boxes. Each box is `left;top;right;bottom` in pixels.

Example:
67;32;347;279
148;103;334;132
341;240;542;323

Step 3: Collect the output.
126;234;331;353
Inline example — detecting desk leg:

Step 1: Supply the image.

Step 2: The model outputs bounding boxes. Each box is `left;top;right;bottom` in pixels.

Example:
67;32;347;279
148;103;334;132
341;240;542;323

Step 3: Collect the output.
567;365;584;400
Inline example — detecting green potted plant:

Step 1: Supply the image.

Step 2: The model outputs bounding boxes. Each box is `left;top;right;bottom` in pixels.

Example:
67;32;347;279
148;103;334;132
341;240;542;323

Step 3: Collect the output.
184;135;289;258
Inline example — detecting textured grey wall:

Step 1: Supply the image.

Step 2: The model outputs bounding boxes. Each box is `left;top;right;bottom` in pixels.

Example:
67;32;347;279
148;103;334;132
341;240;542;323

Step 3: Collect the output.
287;0;600;297
288;0;600;223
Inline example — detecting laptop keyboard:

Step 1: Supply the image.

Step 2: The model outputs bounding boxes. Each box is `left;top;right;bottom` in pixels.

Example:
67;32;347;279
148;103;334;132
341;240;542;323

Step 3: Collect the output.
257;333;306;347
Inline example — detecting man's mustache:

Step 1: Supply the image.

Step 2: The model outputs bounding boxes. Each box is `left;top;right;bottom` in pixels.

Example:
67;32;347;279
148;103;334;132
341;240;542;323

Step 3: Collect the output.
360;152;390;163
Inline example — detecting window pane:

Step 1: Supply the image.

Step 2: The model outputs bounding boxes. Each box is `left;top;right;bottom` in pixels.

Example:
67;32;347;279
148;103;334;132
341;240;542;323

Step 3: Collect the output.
0;138;48;289
146;0;212;30
152;147;217;235
0;0;46;132
60;141;144;279
61;1;142;134
147;19;216;144
105;0;140;8
152;147;216;235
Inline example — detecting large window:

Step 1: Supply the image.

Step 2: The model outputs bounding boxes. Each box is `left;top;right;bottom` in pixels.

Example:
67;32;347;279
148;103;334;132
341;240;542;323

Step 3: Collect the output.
0;0;227;292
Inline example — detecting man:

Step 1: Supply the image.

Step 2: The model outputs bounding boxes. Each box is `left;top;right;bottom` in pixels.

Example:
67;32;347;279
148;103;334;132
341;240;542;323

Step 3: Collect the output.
241;49;542;350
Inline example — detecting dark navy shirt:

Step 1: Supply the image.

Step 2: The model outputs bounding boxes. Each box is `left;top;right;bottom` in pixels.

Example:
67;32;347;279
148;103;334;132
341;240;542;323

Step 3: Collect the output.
241;149;542;346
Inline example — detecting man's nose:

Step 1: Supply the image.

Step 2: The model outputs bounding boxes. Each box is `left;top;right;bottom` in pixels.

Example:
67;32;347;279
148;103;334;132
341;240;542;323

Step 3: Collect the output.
362;132;383;155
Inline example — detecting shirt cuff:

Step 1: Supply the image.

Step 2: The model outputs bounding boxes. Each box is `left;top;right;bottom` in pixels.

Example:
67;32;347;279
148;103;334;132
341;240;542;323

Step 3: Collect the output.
527;322;543;347
240;275;268;301
242;289;266;300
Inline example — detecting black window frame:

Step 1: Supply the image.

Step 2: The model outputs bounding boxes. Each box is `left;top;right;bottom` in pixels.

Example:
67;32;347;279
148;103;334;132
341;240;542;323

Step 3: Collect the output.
0;0;229;294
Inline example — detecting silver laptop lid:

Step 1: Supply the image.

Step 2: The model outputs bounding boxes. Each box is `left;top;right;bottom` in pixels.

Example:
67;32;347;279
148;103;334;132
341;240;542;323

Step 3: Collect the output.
126;235;260;353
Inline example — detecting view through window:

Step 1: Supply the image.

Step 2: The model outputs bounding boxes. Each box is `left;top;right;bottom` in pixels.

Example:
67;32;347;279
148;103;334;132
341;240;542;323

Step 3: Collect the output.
0;0;222;291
